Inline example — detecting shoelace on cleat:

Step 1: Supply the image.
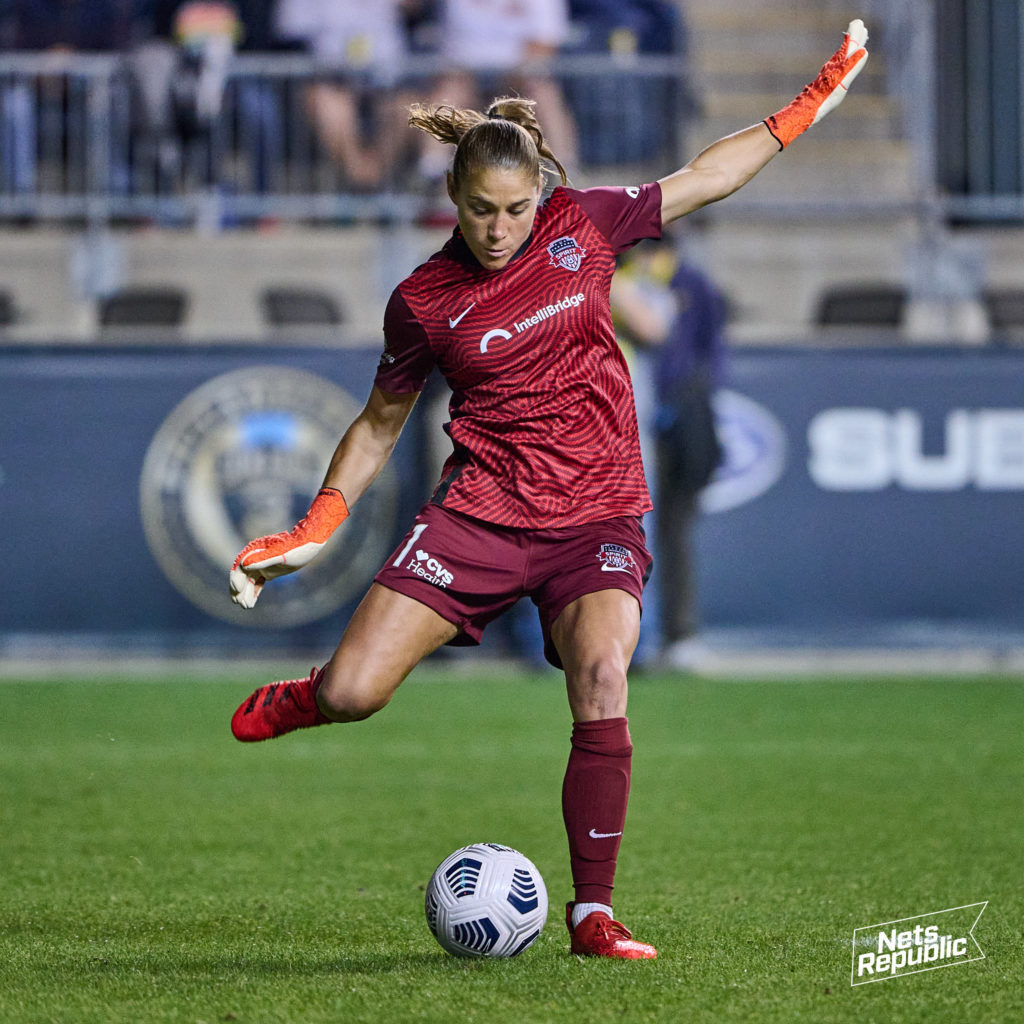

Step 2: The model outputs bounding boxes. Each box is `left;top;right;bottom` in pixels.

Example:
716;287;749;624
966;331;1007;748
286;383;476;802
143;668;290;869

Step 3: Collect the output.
592;917;633;942
244;676;313;715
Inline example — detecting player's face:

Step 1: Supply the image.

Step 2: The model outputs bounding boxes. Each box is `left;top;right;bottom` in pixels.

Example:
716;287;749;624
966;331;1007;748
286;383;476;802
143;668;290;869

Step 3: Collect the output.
448;166;543;271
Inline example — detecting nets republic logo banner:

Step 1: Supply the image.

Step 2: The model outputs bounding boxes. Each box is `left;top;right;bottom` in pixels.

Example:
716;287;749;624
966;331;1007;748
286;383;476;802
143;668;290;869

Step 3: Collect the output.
851;902;987;986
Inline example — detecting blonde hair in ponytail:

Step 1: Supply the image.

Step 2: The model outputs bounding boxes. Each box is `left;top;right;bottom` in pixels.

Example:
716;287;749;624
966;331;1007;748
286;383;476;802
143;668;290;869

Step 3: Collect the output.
408;96;569;189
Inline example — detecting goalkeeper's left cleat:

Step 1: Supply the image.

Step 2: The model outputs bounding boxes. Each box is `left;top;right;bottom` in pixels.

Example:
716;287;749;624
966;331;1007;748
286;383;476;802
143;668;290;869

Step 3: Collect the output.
764;18;869;149
230;667;332;742
566;903;658;960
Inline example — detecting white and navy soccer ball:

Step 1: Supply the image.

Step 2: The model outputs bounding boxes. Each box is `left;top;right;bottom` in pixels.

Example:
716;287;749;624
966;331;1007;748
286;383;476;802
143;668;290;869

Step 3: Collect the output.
425;843;548;958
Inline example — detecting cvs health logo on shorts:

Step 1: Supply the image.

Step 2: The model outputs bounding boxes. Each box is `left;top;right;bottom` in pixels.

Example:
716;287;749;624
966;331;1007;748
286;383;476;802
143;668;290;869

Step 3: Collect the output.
408;548;455;588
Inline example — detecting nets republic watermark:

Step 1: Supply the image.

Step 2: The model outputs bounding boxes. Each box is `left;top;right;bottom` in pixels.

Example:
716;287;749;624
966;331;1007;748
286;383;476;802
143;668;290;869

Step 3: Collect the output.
851;902;987;986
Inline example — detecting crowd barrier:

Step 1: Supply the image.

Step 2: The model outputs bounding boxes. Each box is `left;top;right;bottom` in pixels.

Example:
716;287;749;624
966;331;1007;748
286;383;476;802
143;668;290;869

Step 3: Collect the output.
1;343;1021;655
0;52;687;227
5;2;1024;226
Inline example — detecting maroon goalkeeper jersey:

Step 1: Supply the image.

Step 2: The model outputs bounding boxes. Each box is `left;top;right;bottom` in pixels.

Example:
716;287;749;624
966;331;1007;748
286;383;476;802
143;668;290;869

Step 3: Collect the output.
374;183;663;528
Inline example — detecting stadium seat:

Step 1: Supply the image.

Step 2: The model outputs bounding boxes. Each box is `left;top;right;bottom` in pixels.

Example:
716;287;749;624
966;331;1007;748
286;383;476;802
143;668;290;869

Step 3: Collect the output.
983;287;1024;341
815;284;907;327
99;286;188;328
261;287;344;328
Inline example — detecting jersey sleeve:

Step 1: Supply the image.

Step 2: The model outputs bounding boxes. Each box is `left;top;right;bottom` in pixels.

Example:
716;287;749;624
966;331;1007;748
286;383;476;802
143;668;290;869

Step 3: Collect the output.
564;182;663;254
374;287;436;394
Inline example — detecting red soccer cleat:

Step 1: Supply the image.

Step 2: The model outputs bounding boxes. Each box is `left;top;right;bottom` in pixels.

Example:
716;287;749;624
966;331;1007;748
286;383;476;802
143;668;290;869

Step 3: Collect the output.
230;667;332;742
566;903;658;959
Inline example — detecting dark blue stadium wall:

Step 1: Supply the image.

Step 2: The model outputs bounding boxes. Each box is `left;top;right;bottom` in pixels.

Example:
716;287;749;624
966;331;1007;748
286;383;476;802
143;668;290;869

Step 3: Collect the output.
0;344;430;654
1;344;1021;652
691;347;1024;648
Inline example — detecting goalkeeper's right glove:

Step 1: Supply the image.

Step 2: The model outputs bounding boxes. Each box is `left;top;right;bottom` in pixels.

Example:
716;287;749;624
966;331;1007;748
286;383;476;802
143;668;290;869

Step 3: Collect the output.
764;19;869;150
229;487;349;609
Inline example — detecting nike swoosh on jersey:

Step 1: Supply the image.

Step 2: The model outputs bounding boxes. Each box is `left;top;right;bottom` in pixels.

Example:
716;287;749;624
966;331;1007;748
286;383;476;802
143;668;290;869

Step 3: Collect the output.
600;564;633;573
448;302;476;328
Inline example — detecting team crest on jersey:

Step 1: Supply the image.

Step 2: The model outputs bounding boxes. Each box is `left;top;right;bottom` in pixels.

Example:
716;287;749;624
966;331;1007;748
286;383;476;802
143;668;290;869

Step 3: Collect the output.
547;235;587;272
597;543;636;574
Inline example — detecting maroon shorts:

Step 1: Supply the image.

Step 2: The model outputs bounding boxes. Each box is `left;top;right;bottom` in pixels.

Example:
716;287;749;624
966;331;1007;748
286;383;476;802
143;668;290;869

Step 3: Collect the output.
374;504;652;668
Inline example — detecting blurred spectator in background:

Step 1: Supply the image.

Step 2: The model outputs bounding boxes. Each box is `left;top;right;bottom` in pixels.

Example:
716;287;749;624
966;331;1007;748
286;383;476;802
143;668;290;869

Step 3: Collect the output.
227;0;295;195
131;0;310;203
0;0;36;197
417;0;578;184
275;0;417;189
563;0;692;168
611;229;726;671
130;1;244;196
3;0;135;51
0;0;137;196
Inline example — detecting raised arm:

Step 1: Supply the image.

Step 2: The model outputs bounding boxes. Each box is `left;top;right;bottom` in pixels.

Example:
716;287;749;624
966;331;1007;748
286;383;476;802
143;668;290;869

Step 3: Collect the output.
229;386;419;609
658;19;869;225
657;123;780;225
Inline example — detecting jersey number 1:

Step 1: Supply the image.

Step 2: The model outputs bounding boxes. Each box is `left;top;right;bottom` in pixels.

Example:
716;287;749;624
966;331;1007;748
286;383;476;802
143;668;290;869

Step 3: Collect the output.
392;522;428;567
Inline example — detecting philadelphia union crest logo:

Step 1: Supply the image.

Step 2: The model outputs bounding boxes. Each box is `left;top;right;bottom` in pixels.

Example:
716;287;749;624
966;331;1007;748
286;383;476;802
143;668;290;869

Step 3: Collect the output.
547;235;586;272
140;366;398;627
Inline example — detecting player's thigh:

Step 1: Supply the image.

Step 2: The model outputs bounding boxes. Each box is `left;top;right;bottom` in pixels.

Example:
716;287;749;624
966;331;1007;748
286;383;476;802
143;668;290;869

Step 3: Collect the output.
319;583;459;718
551;589;641;722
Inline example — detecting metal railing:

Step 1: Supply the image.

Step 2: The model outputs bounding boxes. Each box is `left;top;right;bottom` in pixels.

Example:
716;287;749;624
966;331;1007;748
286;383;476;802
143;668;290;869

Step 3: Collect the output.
0;50;692;228
1;8;1022;230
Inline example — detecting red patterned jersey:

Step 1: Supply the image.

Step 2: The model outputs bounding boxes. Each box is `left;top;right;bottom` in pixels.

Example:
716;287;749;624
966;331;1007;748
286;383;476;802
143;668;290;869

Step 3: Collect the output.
374;183;663;528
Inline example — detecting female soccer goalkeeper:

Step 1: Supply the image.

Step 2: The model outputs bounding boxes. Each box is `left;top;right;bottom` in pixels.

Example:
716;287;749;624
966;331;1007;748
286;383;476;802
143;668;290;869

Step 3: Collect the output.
228;21;869;959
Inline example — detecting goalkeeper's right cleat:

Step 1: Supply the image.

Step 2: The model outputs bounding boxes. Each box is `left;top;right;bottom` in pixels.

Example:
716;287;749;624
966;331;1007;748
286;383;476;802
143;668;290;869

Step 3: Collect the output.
565;903;658;960
231;667;332;742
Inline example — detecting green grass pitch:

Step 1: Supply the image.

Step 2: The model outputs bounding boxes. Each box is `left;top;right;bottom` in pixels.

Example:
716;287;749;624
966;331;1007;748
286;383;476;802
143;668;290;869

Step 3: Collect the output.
1;669;1021;1023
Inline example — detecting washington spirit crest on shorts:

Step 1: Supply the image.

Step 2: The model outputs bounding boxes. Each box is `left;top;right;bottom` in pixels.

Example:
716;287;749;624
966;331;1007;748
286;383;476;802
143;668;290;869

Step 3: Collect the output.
597;543;637;574
547;236;587;272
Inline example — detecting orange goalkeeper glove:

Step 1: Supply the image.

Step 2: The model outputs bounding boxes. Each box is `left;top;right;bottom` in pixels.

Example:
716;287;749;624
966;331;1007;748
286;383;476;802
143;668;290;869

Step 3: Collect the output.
229;487;349;609
764;19;869;149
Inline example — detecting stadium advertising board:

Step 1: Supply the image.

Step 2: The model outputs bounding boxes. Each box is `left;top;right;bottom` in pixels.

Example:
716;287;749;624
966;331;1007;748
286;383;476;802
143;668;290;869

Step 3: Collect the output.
0;345;1021;650
694;347;1024;646
0;345;426;652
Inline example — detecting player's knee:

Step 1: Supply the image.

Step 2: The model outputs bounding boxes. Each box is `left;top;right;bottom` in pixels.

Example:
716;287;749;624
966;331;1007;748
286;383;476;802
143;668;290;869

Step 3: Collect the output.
568;655;629;719
317;680;391;722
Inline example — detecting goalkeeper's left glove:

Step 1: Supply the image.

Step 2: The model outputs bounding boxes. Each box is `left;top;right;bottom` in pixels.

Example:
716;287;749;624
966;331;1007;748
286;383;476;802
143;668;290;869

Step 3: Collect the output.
764;19;869;149
229;487;349;609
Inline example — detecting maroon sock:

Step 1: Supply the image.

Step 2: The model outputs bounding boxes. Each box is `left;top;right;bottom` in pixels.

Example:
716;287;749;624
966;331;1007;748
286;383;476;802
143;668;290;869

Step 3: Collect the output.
561;717;632;906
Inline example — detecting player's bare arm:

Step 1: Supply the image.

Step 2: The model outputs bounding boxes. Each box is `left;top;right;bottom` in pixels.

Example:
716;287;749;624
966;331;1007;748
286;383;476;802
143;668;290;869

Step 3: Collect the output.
659;19;869;225
320;386;420;506
658;123;780;224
